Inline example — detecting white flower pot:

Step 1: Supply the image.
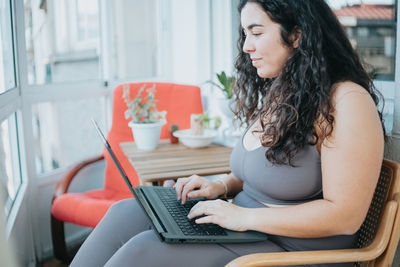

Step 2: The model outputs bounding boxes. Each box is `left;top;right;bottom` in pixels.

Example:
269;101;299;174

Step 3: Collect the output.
128;120;166;151
217;98;235;119
216;98;242;147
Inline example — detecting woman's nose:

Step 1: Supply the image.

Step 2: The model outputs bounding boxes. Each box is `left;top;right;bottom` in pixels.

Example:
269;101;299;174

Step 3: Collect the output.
242;37;255;54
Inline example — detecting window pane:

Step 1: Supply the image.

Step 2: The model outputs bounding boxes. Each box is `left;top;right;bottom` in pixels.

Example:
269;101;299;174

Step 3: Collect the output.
33;97;106;174
0;114;22;216
0;0;16;93
25;0;100;85
327;1;396;80
76;0;99;42
109;0;159;80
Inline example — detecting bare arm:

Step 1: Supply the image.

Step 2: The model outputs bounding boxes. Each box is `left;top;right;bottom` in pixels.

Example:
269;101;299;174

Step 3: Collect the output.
189;82;384;237
175;172;243;204
245;82;384;237
222;172;244;198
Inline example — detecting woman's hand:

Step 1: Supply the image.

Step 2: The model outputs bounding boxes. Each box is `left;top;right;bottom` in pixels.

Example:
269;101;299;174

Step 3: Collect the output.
187;199;249;232
174;175;225;204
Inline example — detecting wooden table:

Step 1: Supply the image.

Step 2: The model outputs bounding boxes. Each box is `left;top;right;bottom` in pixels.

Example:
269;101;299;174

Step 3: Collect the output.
120;140;233;185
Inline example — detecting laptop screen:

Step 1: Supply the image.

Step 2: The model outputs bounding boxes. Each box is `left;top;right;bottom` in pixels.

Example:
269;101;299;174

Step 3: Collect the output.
91;118;135;195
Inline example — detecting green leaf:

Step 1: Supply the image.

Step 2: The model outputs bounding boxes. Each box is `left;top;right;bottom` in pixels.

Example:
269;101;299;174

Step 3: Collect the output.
216;73;224;85
206;80;224;91
221;71;227;83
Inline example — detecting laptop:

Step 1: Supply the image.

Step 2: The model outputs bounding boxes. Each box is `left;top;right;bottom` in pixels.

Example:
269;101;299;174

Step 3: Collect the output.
92;119;267;243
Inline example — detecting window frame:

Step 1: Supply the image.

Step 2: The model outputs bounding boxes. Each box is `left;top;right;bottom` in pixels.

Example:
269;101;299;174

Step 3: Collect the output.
0;0;17;93
0;0;25;221
2;112;23;217
19;0;172;179
73;0;99;50
326;1;398;134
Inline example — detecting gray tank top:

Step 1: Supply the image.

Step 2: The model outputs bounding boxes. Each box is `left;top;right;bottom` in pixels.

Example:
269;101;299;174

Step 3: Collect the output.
230;123;323;205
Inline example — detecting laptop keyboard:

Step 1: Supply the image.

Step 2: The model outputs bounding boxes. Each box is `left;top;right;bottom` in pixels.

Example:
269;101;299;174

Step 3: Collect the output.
155;187;227;236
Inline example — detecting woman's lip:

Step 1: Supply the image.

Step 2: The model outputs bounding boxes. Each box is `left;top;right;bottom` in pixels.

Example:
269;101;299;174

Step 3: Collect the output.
251;58;262;66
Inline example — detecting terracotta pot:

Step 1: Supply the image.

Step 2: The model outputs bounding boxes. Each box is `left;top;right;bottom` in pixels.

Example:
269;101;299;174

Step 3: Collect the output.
169;131;179;144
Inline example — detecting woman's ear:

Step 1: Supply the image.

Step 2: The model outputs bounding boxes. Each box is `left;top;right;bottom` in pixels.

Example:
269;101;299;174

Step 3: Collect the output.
291;28;301;48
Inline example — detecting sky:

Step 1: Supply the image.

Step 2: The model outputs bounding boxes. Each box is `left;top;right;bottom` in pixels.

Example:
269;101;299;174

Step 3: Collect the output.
326;0;394;9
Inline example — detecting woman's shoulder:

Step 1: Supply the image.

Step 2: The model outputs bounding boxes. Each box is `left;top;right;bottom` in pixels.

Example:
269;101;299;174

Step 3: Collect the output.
327;80;383;143
315;80;383;148
330;81;372;109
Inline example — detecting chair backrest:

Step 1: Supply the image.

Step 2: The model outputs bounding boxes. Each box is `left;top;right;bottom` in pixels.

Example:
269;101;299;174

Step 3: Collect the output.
103;82;203;192
356;159;400;266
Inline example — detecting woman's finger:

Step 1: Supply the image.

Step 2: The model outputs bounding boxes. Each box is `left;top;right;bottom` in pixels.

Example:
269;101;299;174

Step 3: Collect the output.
174;177;189;200
188;200;218;219
163;179;176;187
187;201;206;219
187;188;209;199
181;177;202;204
195;215;217;225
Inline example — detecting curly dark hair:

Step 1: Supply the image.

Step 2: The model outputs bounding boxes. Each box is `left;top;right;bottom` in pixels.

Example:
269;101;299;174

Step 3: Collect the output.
234;0;385;165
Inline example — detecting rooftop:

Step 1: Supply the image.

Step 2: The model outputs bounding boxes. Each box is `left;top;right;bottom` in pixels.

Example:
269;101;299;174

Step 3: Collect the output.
334;4;394;20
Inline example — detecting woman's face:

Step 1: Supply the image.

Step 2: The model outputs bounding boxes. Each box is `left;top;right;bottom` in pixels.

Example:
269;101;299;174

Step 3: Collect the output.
241;2;296;78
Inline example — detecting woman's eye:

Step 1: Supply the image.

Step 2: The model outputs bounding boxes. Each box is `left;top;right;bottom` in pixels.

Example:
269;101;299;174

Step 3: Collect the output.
252;33;261;36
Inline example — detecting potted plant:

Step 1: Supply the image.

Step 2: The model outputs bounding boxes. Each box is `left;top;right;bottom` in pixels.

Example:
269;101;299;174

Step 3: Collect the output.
173;113;221;148
123;83;167;150
207;71;235;119
207;71;234;99
199;112;221;130
169;124;179;144
208;72;242;146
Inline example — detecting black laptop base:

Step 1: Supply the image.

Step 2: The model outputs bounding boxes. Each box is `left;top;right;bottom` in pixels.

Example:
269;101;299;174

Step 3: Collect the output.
92;118;267;243
135;186;267;243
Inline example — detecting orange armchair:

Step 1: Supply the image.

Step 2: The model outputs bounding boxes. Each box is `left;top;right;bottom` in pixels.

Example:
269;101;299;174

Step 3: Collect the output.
50;82;203;262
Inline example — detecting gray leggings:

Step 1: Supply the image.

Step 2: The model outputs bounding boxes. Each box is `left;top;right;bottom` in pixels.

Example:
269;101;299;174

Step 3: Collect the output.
70;198;356;267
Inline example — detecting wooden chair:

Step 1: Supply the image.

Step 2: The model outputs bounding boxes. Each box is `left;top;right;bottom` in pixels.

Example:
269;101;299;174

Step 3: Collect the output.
50;82;203;262
226;159;400;267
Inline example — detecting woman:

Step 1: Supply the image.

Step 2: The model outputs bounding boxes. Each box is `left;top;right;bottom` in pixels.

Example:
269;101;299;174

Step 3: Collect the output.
71;0;385;266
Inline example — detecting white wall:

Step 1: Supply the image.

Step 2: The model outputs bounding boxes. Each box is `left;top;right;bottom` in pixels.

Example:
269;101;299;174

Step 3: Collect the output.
6;184;35;266
1;186;17;267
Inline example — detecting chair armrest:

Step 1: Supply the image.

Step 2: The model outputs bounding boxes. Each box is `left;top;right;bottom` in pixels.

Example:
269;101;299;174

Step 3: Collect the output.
226;200;398;267
51;154;104;203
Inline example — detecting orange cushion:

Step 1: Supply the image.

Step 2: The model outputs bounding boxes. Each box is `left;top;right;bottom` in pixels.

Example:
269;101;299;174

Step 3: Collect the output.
51;189;132;228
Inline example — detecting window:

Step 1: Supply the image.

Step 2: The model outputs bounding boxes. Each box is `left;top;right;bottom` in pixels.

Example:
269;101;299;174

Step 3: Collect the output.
328;1;396;80
0;114;22;216
24;0;166;175
33;97;106;174
108;0;160;80
25;0;100;85
0;0;21;217
0;0;16;93
75;0;99;48
346;27;354;38
358;27;369;37
327;0;396;134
